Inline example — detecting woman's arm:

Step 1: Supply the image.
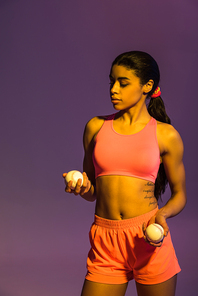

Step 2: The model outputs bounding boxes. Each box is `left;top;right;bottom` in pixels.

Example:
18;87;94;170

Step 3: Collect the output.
63;116;104;202
150;124;187;237
157;125;186;214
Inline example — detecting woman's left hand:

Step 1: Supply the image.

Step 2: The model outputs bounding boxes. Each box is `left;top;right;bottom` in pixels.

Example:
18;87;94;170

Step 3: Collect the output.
142;210;169;247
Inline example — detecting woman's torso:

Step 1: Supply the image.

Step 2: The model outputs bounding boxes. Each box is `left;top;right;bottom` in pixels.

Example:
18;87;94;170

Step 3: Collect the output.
90;113;162;220
95;176;157;220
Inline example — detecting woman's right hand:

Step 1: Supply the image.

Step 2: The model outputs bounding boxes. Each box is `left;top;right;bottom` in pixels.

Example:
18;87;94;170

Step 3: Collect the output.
62;172;92;196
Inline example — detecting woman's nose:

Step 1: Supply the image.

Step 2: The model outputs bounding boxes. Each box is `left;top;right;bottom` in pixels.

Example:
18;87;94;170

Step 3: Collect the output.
110;81;119;94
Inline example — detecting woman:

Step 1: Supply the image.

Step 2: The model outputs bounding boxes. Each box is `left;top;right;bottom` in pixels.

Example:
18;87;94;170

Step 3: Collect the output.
63;51;186;296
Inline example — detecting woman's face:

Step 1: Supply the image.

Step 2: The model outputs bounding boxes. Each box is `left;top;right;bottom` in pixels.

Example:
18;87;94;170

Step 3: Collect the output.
109;65;146;110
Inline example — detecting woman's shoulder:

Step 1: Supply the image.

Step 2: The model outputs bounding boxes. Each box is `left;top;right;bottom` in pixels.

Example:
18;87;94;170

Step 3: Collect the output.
156;121;180;138
83;114;114;146
85;114;114;134
156;121;184;153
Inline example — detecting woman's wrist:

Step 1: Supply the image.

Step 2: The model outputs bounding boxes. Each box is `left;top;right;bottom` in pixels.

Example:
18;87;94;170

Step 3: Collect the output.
80;183;96;201
157;207;169;219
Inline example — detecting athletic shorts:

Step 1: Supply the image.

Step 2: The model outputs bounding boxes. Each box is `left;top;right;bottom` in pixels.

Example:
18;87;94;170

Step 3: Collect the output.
85;207;181;285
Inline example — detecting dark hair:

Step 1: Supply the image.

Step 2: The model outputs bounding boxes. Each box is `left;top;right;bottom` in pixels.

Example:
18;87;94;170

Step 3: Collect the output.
111;51;171;200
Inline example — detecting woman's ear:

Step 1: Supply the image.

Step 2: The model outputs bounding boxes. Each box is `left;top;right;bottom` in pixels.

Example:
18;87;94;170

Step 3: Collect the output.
143;79;154;95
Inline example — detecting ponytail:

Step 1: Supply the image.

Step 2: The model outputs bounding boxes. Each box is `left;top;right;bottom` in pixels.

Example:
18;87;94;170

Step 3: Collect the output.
148;96;171;124
147;95;171;200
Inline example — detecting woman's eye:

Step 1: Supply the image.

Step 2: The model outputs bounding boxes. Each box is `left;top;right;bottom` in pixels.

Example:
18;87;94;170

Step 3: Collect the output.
109;81;128;87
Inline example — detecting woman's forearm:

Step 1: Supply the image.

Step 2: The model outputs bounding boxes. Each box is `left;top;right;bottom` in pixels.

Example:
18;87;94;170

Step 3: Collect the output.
158;191;187;219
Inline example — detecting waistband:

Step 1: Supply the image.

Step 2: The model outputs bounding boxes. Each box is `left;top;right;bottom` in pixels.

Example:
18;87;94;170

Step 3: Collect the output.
94;207;158;229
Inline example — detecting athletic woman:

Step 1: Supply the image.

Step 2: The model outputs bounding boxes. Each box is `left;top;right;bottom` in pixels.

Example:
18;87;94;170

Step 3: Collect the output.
63;51;186;296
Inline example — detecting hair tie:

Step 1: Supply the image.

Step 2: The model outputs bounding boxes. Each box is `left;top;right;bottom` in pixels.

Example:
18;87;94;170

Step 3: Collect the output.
151;86;161;98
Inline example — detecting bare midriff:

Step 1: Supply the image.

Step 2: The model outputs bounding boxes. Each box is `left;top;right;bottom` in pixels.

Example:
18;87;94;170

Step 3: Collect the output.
95;175;158;220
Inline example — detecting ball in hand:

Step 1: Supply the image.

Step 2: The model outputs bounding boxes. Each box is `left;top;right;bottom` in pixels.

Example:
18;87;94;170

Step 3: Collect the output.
145;223;164;243
65;170;83;189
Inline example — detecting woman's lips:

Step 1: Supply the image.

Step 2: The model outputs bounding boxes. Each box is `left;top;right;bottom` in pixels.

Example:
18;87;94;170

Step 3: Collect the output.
111;97;121;103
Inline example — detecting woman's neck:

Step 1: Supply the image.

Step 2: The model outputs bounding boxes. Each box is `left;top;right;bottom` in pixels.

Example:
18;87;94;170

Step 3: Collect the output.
116;103;151;125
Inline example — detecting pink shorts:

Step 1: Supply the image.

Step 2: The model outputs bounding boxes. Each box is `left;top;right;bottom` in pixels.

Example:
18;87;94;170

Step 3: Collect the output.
85;208;181;285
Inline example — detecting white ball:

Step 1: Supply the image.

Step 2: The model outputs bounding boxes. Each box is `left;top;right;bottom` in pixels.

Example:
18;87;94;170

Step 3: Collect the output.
65;170;83;189
145;223;164;243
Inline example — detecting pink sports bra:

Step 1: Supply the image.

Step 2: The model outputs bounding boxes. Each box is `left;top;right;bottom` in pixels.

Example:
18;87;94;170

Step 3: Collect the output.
92;114;160;183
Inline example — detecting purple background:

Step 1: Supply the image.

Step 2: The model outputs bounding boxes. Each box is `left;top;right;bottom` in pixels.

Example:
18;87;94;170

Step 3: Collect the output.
0;1;197;295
